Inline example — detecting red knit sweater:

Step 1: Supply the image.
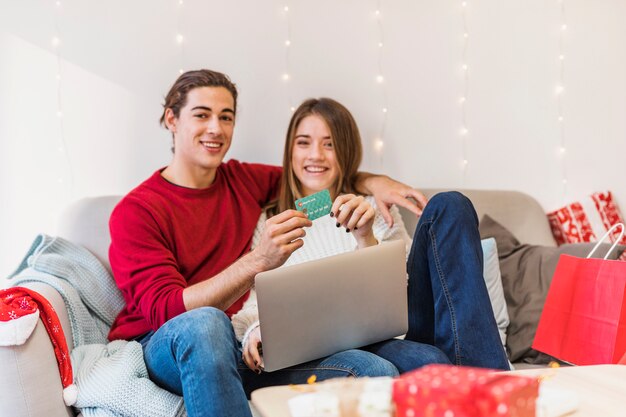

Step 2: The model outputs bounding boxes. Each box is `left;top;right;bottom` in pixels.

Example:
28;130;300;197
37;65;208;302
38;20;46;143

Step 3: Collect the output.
108;160;281;341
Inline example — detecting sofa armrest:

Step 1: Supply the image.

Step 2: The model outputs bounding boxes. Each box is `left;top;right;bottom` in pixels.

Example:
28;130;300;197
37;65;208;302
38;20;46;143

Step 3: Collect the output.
0;283;74;417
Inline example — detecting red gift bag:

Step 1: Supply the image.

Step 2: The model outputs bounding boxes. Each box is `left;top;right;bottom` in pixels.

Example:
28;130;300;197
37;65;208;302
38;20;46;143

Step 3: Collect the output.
533;223;626;365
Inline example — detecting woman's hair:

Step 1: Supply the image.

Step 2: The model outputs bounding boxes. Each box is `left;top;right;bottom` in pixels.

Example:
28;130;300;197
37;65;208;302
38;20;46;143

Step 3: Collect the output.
268;97;363;216
159;69;238;152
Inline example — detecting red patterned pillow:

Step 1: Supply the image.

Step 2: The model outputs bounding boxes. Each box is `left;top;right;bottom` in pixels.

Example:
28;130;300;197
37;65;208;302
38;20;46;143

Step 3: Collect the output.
547;191;626;247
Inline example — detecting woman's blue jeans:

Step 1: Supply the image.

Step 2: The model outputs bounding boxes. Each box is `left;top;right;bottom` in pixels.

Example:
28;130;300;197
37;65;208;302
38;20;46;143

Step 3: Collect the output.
139;307;399;417
361;192;509;372
401;191;509;369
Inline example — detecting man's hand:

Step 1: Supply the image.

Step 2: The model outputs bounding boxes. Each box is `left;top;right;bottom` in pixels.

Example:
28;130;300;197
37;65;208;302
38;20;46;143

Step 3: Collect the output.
183;210;310;312
361;174;428;227
250;209;312;271
242;326;264;373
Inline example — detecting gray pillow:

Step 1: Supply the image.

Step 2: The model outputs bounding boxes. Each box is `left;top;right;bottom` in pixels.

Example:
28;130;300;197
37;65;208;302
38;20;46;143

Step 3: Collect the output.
479;214;625;364
481;238;509;348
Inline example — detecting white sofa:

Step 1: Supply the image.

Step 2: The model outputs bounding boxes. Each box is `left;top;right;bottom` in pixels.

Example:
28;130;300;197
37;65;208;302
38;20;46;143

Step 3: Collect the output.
0;189;556;417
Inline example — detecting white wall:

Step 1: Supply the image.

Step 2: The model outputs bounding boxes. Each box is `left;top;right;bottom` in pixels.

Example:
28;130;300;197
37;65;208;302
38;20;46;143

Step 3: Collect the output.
1;0;626;278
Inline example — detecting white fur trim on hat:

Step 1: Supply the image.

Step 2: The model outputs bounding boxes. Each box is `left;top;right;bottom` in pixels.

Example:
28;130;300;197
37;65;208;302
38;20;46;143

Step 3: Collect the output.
63;383;78;406
0;309;39;346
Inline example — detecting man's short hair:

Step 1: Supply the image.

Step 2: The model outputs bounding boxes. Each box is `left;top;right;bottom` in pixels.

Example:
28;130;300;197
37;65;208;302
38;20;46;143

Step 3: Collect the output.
159;69;238;128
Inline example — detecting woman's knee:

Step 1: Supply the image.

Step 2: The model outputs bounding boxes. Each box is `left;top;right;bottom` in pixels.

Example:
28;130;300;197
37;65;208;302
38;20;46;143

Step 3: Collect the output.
362;339;451;373
418;344;452;366
422;191;477;224
322;350;399;378
426;191;470;212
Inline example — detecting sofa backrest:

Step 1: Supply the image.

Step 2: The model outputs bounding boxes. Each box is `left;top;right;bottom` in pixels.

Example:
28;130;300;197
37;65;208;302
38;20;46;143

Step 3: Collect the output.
57;196;121;273
401;189;556;247
56;189;556;275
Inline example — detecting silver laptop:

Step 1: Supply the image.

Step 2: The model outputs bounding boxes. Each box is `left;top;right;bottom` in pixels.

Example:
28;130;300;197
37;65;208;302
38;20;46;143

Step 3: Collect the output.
255;239;408;372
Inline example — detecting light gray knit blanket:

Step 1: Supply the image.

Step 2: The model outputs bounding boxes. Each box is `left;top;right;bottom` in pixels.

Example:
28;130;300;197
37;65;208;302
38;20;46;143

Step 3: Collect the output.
8;234;186;417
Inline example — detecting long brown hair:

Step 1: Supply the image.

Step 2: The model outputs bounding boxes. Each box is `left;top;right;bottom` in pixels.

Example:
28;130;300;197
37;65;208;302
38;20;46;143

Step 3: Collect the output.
267;98;363;216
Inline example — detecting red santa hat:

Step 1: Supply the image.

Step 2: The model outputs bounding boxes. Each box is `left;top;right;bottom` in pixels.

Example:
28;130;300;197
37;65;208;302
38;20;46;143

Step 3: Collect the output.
0;286;77;406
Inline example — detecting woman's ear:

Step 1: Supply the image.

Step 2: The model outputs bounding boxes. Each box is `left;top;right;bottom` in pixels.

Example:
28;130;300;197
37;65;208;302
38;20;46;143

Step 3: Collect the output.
164;108;177;133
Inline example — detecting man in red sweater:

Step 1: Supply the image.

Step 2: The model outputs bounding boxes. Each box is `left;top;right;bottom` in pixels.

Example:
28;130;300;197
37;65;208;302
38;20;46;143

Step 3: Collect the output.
108;69;427;417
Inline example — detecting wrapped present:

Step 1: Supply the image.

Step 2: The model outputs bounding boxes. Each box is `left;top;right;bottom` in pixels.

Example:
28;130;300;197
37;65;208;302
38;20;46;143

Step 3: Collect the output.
392;365;539;417
288;392;340;417
288;377;393;417
546;190;626;248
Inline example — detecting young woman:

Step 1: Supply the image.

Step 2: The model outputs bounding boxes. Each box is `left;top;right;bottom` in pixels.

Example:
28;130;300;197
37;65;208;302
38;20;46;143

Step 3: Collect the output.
232;98;510;377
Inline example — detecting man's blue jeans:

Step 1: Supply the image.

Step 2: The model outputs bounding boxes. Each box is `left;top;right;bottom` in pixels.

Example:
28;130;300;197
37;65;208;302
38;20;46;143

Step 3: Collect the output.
139;307;399;417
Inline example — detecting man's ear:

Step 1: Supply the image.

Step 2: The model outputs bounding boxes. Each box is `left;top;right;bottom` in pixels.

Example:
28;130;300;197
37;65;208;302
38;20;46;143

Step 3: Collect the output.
164;108;177;133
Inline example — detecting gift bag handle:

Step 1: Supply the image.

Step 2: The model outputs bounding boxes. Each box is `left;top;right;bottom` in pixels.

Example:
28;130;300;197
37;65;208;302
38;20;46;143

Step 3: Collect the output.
586;223;625;260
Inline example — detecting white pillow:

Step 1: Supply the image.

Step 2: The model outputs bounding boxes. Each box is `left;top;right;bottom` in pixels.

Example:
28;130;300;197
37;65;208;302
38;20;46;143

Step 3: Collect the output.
481;238;510;348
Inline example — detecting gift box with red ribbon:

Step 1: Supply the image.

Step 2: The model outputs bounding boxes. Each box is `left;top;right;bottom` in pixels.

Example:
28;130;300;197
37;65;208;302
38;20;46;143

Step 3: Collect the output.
392;365;539;417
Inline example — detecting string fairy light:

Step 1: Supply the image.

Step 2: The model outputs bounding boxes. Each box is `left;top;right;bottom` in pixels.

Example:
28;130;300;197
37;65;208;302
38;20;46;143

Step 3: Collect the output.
373;0;387;168
282;3;294;113
176;0;185;74
556;0;568;198
459;1;470;186
52;1;74;196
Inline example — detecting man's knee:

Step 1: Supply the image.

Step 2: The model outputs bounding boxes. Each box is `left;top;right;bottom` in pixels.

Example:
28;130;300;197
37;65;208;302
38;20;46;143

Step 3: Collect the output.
165;307;236;350
165;307;239;366
188;306;234;337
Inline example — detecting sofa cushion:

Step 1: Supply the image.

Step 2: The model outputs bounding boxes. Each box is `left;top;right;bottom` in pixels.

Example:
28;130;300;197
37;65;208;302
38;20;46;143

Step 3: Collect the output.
480;238;509;348
57;196;121;273
479;214;625;364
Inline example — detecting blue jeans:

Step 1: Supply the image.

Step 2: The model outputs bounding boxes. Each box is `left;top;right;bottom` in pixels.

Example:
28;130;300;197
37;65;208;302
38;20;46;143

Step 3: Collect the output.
360;338;451;373
403;191;509;369
139;192;507;416
139;307;399;417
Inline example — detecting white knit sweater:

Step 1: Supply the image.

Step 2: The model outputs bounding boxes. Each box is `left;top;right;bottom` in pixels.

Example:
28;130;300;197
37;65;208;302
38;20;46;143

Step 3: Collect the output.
231;196;412;347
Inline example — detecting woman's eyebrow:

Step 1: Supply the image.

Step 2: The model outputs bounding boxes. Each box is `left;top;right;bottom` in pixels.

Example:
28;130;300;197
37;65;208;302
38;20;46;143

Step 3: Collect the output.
295;134;332;139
